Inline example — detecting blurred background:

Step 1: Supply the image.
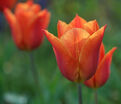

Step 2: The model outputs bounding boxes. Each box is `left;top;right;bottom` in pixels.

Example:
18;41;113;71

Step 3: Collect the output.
0;0;121;104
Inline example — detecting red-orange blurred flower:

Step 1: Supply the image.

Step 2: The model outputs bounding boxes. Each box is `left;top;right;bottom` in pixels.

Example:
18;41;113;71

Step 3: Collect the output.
43;15;107;82
4;1;50;51
84;45;116;88
0;0;17;12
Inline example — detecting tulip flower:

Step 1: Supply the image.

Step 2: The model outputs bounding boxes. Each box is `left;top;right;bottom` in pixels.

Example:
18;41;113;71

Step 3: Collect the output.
84;45;116;88
4;0;50;51
43;15;107;82
0;0;17;12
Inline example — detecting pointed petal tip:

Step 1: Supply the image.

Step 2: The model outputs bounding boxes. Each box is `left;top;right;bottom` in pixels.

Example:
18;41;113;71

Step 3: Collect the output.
94;19;96;21
27;0;33;5
75;14;81;19
97;24;107;37
58;20;62;23
42;9;50;14
102;25;107;37
93;19;98;24
110;47;117;55
99;47;117;70
57;20;65;25
42;30;57;43
91;19;97;23
42;29;51;39
41;29;48;36
76;14;79;16
104;24;107;30
103;24;107;30
99;24;107;33
3;8;16;26
113;47;117;51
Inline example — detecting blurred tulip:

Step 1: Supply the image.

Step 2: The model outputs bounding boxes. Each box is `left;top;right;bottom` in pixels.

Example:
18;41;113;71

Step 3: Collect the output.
43;15;107;82
4;0;50;51
0;0;17;12
84;45;116;88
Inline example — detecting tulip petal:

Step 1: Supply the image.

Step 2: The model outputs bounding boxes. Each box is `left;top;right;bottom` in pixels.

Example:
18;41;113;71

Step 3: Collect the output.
84;47;116;88
24;9;50;50
84;76;96;88
43;30;79;81
37;9;51;29
69;14;87;28
98;43;105;63
30;4;41;13
4;8;24;49
57;20;72;38
60;28;90;60
79;25;107;81
15;2;30;12
83;20;99;35
94;47;117;88
0;0;17;11
29;9;50;29
27;0;33;6
15;3;34;41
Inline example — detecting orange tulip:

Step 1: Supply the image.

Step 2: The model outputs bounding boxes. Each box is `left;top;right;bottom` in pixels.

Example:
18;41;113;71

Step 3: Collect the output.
84;45;116;88
4;1;50;51
43;15;107;82
0;0;17;12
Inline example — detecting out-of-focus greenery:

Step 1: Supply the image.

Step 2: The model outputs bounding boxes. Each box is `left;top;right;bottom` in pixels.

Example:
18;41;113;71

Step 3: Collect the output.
0;0;121;104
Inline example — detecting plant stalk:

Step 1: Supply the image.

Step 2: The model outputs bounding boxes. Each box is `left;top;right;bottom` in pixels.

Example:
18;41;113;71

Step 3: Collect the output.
94;90;98;104
78;84;83;104
29;52;40;89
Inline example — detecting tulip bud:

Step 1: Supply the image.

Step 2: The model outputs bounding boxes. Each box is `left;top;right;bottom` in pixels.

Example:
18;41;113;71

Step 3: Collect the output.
4;1;50;51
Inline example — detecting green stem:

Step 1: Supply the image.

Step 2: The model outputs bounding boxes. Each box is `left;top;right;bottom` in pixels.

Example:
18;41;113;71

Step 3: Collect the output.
94;90;98;104
29;52;40;90
78;84;83;104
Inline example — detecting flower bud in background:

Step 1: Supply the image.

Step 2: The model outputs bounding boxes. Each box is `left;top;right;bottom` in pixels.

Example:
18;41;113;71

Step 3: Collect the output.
84;45;116;88
4;0;50;51
43;15;106;82
0;0;17;12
